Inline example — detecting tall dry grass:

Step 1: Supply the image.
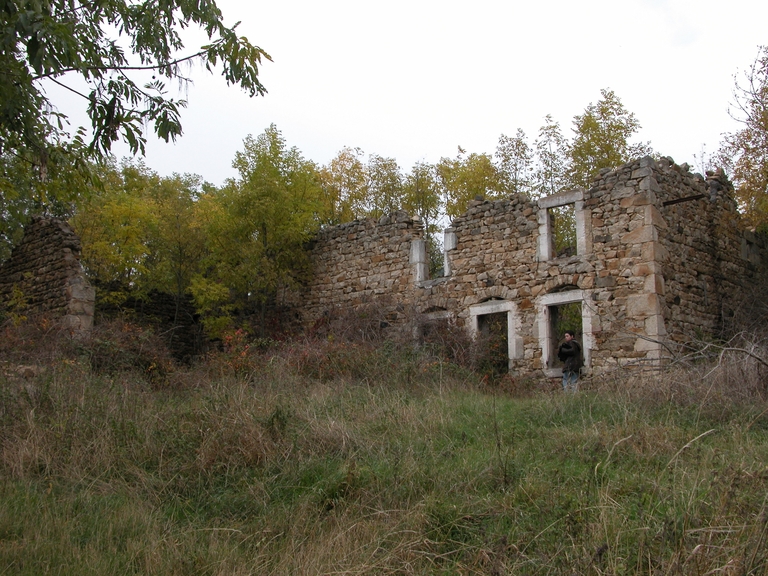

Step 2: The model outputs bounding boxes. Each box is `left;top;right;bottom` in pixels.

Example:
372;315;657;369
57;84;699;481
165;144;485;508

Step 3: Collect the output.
1;314;768;574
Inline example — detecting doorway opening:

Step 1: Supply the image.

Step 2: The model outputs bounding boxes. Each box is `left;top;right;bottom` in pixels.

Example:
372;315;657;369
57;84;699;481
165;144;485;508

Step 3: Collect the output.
477;311;509;377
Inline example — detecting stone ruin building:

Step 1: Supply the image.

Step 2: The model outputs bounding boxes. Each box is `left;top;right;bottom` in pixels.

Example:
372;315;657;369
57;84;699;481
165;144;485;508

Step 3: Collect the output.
1;156;766;377
301;156;768;378
0;216;95;334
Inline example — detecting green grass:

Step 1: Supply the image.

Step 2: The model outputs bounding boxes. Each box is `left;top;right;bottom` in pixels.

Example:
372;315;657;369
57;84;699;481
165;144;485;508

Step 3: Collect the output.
1;340;768;574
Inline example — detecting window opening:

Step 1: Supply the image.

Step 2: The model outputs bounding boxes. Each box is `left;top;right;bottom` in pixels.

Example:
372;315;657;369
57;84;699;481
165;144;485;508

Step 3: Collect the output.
548;204;576;258
537;189;588;262
548;301;582;368
427;236;444;278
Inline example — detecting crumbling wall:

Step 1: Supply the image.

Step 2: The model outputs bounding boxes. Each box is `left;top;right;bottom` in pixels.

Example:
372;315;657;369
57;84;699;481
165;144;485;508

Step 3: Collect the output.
421;193;542;368
573;157;667;367
302;211;426;327
649;160;765;343
651;163;726;342
299;156;767;376
0;216;95;333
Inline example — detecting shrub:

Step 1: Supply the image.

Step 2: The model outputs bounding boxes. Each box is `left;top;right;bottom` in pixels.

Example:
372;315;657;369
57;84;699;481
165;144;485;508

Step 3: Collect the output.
81;318;176;381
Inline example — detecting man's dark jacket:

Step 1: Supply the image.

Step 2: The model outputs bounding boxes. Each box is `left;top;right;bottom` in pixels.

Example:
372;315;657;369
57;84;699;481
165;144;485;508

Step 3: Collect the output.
558;340;582;372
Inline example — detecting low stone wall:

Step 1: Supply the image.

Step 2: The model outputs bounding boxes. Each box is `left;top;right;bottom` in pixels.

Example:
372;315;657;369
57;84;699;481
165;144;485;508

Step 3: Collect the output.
0;216;95;333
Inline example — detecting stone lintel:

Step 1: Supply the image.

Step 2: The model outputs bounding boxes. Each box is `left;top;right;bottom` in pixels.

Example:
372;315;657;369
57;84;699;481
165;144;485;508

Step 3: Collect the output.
538;188;584;209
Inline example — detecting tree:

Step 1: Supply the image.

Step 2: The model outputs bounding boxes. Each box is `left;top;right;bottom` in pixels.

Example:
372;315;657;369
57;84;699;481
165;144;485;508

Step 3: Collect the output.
143;172;207;310
0;0;270;166
365;154;403;218
495;128;533;196
318;147;368;225
436;148;503;219
73;160;160;302
718;46;768;231
192;125;322;335
403;161;443;275
568;88;651;188
533;115;569;199
0;147;96;261
72;160;206;309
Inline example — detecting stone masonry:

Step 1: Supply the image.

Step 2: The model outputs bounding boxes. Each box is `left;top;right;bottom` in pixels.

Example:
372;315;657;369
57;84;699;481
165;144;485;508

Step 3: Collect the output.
0;216;95;333
301;157;768;377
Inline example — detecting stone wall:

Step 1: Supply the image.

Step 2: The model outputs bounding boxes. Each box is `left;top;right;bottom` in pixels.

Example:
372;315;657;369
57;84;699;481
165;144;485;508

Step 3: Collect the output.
651;161;747;342
301;156;768;376
302;211;428;327
0;216;95;333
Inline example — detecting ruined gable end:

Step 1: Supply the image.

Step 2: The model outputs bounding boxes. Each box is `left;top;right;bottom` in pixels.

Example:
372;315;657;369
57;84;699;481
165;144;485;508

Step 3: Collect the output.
0;216;95;333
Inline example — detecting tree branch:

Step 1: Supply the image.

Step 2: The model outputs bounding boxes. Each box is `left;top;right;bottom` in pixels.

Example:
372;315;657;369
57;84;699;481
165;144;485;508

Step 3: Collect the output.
31;49;210;82
48;77;89;101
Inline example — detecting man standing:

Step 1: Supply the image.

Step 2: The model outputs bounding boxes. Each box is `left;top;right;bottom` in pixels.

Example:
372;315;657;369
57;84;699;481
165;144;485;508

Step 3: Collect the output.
557;330;582;392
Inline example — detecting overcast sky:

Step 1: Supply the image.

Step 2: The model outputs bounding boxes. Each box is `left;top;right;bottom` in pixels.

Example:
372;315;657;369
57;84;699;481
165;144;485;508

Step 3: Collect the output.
104;0;768;186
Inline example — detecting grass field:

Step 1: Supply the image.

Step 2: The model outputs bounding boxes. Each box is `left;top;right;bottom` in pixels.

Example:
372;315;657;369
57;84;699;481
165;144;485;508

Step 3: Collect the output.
1;321;767;575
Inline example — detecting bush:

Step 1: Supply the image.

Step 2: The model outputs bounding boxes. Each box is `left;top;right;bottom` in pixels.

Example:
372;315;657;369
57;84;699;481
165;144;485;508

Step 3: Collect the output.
82;319;176;380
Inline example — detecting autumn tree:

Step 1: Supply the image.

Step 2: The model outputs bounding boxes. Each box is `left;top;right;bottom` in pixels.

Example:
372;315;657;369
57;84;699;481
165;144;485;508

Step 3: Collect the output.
73;160;205;308
403;161;443;274
1;0;270;268
0;148;96;261
318;147;368;224
718;46;768;231
532;115;570;199
192;125;322;335
495;129;533;196
437;148;504;219
365;154;404;218
143;173;207;311
568;88;652;188
74;162;158;304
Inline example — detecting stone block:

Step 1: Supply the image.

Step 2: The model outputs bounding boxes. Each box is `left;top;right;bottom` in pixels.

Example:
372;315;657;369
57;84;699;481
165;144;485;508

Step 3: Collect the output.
640;176;661;194
632;263;651;276
644;274;665;295
631;167;653;179
626;293;660;318
645;204;667;228
645;314;667;337
634;336;662;353
641;241;669;263
622;225;655;245
613;185;636;199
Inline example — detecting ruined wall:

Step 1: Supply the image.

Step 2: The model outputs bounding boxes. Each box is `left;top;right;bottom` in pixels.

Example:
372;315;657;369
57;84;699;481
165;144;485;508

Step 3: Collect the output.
650;161;766;342
302;211;427;327
300;156;767;376
421;193;542;368
579;156;681;366
0;216;95;332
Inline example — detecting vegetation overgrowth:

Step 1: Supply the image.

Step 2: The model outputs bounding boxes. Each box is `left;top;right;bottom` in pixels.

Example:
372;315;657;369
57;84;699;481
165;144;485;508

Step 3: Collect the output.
1;317;767;575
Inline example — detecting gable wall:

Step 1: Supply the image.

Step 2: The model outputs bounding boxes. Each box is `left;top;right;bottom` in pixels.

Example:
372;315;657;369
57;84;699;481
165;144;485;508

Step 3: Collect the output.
0;216;95;333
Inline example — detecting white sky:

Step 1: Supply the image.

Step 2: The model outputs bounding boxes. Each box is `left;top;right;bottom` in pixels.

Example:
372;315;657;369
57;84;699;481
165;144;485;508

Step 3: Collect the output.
101;0;768;186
